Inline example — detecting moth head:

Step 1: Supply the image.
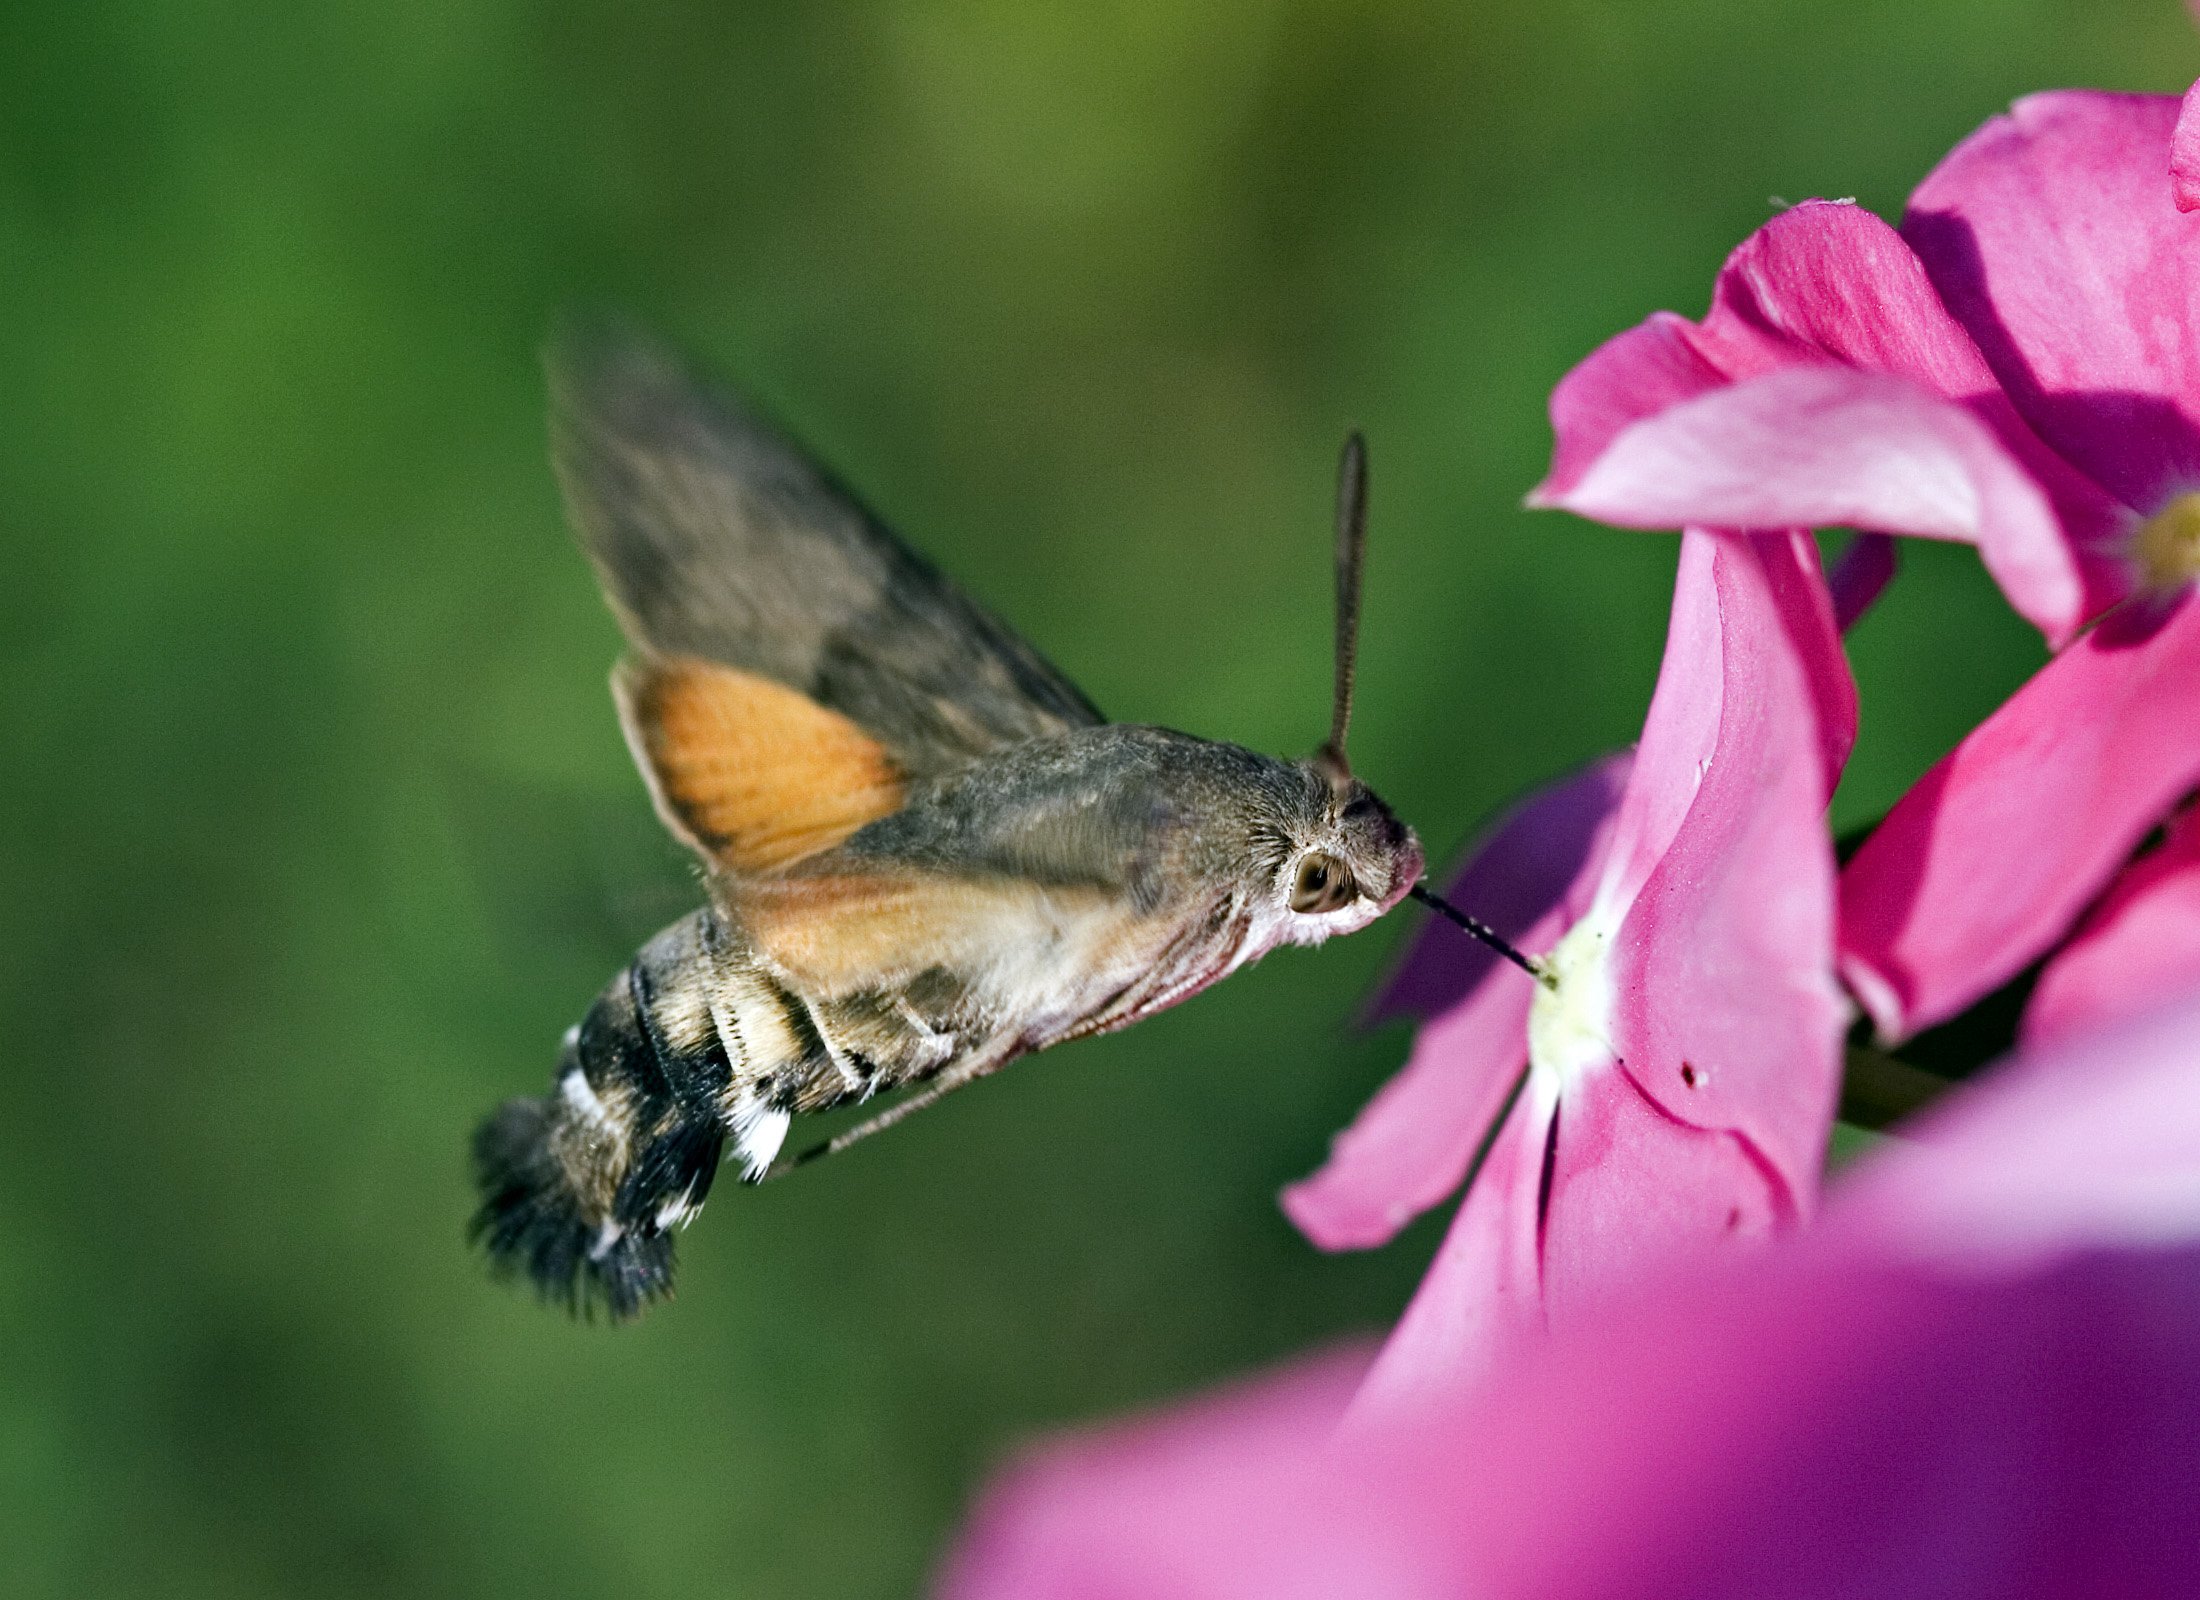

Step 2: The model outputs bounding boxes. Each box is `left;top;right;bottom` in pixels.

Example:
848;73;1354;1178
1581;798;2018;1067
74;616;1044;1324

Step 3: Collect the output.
1272;766;1423;939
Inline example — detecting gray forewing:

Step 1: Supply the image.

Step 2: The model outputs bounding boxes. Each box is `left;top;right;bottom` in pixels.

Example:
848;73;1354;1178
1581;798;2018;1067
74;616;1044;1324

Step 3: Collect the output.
549;322;1104;779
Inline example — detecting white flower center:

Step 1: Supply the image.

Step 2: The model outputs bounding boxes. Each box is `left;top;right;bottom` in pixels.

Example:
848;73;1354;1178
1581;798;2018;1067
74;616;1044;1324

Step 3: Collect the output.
2133;491;2200;592
1526;909;1620;1094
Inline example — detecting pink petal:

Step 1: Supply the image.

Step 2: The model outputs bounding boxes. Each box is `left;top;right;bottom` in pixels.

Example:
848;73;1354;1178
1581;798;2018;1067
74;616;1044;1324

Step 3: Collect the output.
1693;200;2000;388
1841;591;2200;1042
937;993;2200;1600
1541;311;1731;500
1447;1238;2200;1600
1721;199;2125;618
1845;987;2200;1264
2175;78;2200;214
936;1346;1384;1600
1540;198;2130;637
1368;754;1633;1025
1290;757;1632;1253
1281;925;1540;1251
1342;1094;1550;1417
1827;532;1897;632
1344;529;1852;1407
1537;202;2000;504
2022;804;2200;1053
1605;530;1852;1200
1591;529;1734;909
1539;367;2086;642
1904;90;2200;514
1537;1064;1786;1324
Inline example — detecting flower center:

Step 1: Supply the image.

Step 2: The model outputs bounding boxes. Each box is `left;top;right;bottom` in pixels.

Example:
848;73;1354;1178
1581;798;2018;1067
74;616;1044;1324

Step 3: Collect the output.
2133;492;2200;592
1526;911;1619;1092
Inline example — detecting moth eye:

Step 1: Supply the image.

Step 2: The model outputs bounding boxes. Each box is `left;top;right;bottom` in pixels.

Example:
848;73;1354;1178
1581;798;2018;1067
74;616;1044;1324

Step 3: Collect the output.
1290;852;1358;915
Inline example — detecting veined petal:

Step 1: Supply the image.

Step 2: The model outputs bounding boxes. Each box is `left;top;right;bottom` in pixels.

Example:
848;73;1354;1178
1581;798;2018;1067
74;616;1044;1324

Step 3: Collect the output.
1540;198;2129;636
1841;591;2200;1042
1719;199;2127;624
1605;530;1850;1204
1343;1092;1550;1419
2023;805;2200;1053
1905;90;2200;515
1590;531;1731;909
2175;78;2200;215
1537;1064;1785;1324
1537;202;2000;502
1358;528;1850;1410
1695;200;2000;388
1541;368;2086;642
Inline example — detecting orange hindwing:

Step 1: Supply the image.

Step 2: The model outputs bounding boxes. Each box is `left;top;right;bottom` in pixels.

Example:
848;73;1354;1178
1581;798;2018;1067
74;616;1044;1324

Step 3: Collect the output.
616;655;906;873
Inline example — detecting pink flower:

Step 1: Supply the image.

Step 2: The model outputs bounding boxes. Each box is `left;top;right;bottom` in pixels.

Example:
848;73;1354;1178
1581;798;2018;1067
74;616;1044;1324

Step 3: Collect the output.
1537;87;2200;1043
937;989;2200;1600
1531;192;2125;646
1282;526;1854;1409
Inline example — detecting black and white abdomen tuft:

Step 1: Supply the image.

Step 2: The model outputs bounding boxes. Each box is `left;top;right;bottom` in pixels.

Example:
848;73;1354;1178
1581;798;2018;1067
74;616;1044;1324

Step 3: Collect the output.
470;910;744;1318
468;902;940;1317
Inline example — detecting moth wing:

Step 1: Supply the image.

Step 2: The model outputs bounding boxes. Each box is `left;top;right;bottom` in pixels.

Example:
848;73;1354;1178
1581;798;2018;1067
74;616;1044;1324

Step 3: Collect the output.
550;323;1105;874
610;654;911;874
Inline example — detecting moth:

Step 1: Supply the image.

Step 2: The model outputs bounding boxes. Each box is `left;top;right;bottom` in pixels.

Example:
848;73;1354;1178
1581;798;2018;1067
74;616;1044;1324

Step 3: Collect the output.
471;326;1523;1318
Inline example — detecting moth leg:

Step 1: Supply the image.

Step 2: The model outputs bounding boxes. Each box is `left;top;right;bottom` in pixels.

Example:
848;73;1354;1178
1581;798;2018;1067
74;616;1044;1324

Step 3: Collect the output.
804;1007;872;1101
891;998;958;1078
764;1039;1020;1177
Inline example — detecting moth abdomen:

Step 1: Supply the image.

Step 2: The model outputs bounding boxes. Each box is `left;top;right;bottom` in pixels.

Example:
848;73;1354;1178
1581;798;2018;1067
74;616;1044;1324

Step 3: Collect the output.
471;910;746;1319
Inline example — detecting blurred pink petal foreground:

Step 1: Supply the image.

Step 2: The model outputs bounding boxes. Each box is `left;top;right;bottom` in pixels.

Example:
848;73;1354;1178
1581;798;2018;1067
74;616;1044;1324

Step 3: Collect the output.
1285;527;1852;1410
1539;87;2200;1042
938;989;2200;1600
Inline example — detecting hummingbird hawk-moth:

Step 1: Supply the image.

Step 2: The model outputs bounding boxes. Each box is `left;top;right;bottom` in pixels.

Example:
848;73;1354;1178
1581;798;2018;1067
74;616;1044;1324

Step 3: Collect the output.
471;325;1517;1319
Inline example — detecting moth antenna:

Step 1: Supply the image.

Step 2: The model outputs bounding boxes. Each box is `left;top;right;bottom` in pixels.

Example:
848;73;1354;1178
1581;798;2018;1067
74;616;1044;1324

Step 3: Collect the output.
1315;430;1368;789
1408;882;1554;988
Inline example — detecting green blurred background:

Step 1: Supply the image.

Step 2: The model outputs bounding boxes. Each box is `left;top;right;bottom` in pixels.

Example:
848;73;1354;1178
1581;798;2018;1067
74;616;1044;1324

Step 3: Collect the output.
3;1;2190;1594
